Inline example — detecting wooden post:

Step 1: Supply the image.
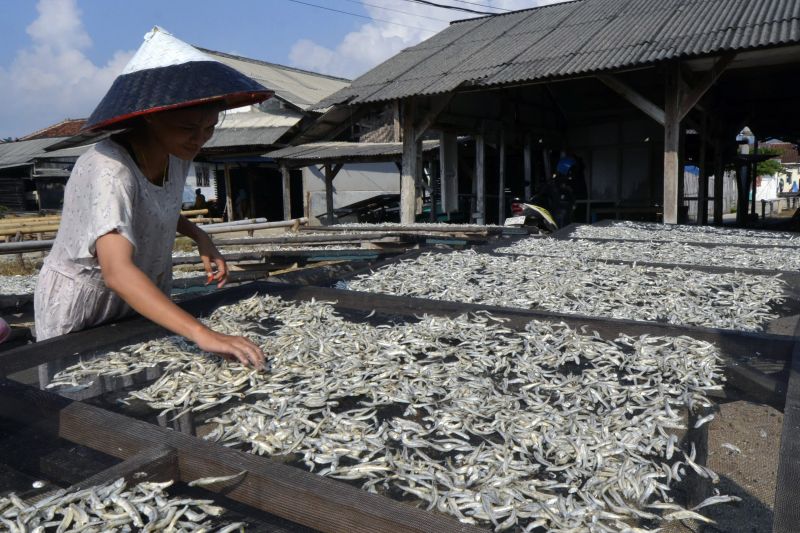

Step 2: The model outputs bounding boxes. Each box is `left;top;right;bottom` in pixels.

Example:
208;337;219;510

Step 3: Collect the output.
498;129;506;224
523;133;532;200
324;163;335;226
401;100;419;225
224;163;234;222
475;133;486;225
698;116;709;225
751;138;759;217
281;164;292;221
713;136;724;224
393;100;401;142
439;132;459;214
663;63;681;224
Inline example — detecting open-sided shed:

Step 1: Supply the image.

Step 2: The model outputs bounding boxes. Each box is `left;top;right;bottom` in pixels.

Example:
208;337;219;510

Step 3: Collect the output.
312;0;800;225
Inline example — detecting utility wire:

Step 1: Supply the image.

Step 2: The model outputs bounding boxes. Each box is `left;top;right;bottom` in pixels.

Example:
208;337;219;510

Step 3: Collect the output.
401;0;496;15
341;0;453;23
446;0;512;11
286;0;439;32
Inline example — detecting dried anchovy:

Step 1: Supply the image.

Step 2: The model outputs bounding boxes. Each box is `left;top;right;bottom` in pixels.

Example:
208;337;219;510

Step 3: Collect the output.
346;250;785;331
48;295;735;531
0;477;242;532
571;221;800;247
330;222;503;231
200;295;728;532
0;274;37;295
495;238;800;271
172;244;356;258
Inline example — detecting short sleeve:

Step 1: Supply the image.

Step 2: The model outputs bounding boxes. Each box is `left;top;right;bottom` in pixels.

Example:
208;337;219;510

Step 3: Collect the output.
85;165;138;257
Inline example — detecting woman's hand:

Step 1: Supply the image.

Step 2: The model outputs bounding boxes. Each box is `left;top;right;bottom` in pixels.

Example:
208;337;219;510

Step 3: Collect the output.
176;215;228;288
196;232;228;288
193;327;266;369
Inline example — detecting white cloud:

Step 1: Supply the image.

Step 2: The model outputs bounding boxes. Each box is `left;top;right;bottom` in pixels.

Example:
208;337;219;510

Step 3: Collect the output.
289;0;567;79
0;0;134;139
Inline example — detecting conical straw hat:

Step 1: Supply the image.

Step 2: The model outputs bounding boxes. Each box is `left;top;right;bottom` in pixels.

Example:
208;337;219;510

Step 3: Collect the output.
84;27;272;131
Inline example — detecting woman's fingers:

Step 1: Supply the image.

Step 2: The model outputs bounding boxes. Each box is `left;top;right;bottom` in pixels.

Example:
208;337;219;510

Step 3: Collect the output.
214;257;228;288
201;255;214;285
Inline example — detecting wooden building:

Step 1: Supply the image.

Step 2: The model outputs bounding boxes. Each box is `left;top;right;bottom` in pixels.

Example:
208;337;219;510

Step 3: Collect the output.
307;0;800;225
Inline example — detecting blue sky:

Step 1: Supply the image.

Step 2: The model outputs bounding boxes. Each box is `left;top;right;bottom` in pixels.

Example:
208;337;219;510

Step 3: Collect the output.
0;0;560;139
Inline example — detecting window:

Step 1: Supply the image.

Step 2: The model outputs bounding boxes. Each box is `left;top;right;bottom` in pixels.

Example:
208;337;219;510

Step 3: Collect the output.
195;164;211;187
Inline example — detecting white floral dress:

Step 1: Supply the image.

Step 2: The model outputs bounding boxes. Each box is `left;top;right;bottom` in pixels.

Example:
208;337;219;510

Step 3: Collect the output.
34;139;189;340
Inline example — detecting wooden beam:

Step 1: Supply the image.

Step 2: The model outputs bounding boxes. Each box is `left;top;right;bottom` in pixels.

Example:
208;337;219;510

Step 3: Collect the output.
224;164;234;222
498;129;506;225
281;165;292;221
772;320;800;533
324;163;335;226
68;446;178;492
0;379;486;533
678;53;736;121
414;93;455;143
401;100;420;224
597;73;666;125
392;100;401;142
698;115;709;225
713;137;724;225
439;132;459;214
474;133;486;225
663;63;682;224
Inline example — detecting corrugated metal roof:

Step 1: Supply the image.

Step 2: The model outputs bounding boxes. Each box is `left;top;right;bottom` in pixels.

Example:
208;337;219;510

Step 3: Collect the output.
0;138;68;169
265;141;439;162
205;127;293;148
202;49;351;111
315;0;800;108
203;107;303;148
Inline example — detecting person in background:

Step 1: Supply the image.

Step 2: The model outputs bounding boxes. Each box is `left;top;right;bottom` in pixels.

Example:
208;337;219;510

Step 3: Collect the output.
235;188;250;220
34;27;272;370
193;188;207;210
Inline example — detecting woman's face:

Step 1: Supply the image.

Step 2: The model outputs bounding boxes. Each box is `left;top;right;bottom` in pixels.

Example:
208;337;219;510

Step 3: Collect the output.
145;105;220;160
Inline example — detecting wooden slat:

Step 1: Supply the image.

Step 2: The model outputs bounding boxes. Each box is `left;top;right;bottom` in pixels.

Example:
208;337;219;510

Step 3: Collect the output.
68;446;177;491
772;319;800;532
0;379;486;533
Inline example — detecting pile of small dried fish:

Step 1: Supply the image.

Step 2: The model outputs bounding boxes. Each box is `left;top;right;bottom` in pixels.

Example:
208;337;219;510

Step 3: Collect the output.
48;317;263;418
0;477;242;532
572;221;800;246
0;274;37;295
172;244;355;258
207;296;729;531
346;250;785;331
495;237;800;271
48;295;737;531
331;222;502;231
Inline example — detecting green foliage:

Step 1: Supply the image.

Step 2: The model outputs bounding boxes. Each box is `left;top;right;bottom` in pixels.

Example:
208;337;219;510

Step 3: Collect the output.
0;205;7;218
757;147;788;177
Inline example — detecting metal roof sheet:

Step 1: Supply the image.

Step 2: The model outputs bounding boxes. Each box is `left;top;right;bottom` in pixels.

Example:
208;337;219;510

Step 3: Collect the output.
315;0;800;108
265;141;439;162
0;138;68;168
202;49;351;111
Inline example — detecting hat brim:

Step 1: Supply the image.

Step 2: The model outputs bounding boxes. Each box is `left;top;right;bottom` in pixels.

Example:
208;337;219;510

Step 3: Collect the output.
83;60;273;131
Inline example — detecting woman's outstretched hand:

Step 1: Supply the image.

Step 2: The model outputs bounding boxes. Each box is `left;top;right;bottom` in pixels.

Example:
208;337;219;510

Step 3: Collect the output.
193;327;266;369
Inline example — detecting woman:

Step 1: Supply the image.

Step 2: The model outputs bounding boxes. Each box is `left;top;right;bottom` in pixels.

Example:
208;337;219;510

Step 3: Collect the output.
34;27;270;369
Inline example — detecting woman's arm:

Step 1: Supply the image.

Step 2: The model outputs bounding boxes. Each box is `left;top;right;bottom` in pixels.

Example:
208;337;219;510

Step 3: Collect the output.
96;231;264;368
176;215;227;288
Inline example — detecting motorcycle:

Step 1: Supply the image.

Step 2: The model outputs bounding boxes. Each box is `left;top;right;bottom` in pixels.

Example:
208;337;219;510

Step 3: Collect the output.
506;199;558;233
